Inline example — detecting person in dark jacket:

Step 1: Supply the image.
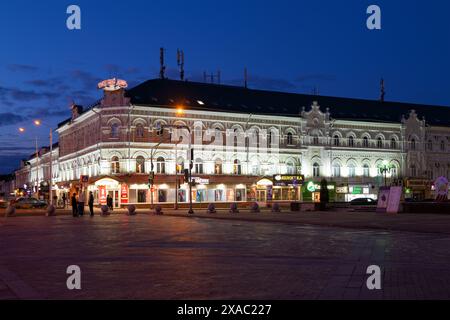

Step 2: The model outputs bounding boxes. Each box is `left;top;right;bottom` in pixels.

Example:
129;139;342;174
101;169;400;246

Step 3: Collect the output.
107;194;113;211
71;193;78;217
88;191;94;217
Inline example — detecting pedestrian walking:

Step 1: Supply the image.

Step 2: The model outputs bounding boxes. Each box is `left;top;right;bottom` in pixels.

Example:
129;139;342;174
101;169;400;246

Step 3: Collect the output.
62;193;67;209
88;191;94;217
71;193;78;217
78;189;85;216
107;194;113;211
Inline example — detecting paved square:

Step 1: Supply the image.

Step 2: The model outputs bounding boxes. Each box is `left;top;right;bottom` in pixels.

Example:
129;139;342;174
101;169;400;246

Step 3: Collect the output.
1;213;450;299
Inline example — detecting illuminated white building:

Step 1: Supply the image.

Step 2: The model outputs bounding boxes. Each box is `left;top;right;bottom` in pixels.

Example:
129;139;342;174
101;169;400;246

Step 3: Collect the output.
15;78;450;205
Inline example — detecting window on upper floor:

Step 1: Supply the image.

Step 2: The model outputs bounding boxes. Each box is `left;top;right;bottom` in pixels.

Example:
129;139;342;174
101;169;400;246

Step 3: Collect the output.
135;124;145;138
363;164;370;177
391;138;397;149
156;157;165;174
136;156;145;173
377;137;383;149
111;156;120;174
287;132;293;145
427;140;433;151
441;141;446;151
194;159;203;174
333;135;340;147
348;164;356;178
233;159;242;175
214;159;223;175
348;136;355;147
313;162;320;177
411;139;416;150
111;123;119;138
363;137;369;148
332;164;341;177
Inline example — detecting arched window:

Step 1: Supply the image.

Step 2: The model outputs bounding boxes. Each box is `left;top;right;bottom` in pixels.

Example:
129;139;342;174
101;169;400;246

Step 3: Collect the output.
363;164;370;177
441;141;446;151
411;139;416;150
111;156;120;174
156;157;165;174
333;135;340;147
286;161;295;174
136;156;145;173
313;136;319;145
194;159;203;174
214;159;223;175
135;124;144;138
377;137;383;149
233;159;242;175
391;138;397;149
348;136;354;147
287;132;293;145
332;163;341;177
111;123;119;138
176;157;184;174
363;136;369;148
391;165;398;178
348;164;356;177
313;162;320;177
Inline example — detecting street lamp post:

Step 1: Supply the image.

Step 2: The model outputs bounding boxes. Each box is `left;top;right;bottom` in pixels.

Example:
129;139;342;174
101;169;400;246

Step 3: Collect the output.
378;160;394;187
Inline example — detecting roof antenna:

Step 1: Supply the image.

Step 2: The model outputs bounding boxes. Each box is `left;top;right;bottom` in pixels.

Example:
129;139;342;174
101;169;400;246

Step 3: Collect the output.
217;70;221;84
177;49;185;81
380;78;385;102
210;72;214;84
159;47;166;79
244;67;248;88
203;71;207;83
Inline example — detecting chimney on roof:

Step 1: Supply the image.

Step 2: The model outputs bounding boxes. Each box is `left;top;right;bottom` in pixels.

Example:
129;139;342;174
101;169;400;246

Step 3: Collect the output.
160;47;166;79
380;78;385;102
177;49;184;81
244;67;248;89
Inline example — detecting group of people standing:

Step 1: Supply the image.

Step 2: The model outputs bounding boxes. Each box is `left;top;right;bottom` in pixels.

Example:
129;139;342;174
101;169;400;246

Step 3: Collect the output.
70;189;95;217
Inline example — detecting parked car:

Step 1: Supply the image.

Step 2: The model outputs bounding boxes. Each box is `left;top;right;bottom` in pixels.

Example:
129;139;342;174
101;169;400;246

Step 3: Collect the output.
350;198;377;206
14;197;47;209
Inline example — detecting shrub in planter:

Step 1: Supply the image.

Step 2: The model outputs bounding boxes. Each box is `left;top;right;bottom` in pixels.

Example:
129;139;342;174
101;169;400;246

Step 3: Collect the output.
46;204;56;217
207;203;216;214
229;203;239;213
271;202;281;213
101;205;110;216
127;205;137;216
5;205;16;217
250;202;260;213
154;205;163;215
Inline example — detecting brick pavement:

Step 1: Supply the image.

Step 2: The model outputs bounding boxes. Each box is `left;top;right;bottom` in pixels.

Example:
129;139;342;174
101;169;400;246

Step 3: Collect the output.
0;214;450;299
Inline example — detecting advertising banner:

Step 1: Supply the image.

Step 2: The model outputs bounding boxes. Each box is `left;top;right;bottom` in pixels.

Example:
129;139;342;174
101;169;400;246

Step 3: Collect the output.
376;187;390;213
98;186;107;205
386;186;402;214
121;184;129;204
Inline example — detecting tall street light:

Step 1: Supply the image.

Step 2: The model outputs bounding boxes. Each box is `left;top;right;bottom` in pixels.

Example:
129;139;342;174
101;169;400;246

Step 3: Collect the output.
378;160;395;187
34;120;56;205
18;127;39;196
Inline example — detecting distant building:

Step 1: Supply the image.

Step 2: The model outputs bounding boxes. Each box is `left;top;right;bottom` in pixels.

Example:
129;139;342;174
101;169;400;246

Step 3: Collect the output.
14;78;450;205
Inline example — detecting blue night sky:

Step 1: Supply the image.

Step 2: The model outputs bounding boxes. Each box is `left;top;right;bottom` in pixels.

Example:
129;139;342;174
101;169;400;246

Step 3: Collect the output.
1;0;449;173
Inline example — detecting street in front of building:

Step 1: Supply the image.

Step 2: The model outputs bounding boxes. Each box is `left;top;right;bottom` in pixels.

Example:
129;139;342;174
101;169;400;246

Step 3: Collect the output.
1;212;450;300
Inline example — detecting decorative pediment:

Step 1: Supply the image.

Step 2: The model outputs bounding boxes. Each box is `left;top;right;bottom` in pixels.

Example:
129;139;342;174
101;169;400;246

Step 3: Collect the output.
301;101;332;135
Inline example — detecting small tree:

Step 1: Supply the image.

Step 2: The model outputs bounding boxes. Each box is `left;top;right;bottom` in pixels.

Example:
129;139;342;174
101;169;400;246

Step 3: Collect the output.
320;178;329;211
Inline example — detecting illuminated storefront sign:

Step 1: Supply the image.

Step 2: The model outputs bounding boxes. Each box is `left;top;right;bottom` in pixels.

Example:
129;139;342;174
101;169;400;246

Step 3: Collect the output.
273;174;304;187
336;186;349;194
305;181;335;192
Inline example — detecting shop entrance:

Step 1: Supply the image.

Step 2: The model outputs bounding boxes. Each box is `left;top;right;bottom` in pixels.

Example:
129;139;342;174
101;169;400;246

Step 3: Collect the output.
256;190;267;202
108;190;120;208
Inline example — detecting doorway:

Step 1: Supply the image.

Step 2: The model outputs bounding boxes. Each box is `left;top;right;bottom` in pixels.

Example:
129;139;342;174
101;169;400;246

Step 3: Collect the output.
256;190;267;202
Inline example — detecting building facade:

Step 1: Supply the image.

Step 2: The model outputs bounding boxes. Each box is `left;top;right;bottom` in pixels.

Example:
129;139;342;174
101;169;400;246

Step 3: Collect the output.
14;78;450;206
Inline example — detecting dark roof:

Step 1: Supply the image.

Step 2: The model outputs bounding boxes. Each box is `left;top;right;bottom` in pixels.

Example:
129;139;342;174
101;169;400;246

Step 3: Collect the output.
126;79;450;126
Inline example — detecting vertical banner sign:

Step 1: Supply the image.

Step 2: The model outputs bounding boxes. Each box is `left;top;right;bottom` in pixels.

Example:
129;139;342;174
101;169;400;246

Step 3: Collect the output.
386;186;402;214
121;184;129;204
98;186;107;205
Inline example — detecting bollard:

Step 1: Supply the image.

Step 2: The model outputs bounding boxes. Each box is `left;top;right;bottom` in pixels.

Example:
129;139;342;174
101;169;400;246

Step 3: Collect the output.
154;205;163;215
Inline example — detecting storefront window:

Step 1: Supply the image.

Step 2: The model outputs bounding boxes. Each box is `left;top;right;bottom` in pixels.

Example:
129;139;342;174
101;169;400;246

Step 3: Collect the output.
235;189;245;201
138;190;146;203
214;189;224;201
196;190;206;202
158;189;167;202
178;189;186;202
